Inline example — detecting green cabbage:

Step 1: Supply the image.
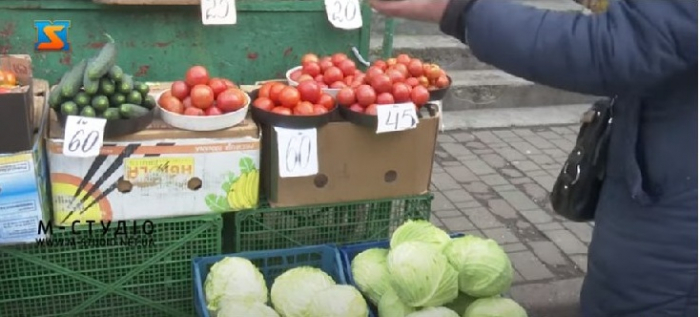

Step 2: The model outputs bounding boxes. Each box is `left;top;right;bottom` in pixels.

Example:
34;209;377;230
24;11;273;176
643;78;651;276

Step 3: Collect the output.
377;288;416;317
406;307;461;317
204;257;268;312
387;241;459;307
443;236;513;298
390;220;451;249
305;285;368;317
270;266;335;317
463;297;528;317
444;292;478;316
350;248;392;305
216;300;279;317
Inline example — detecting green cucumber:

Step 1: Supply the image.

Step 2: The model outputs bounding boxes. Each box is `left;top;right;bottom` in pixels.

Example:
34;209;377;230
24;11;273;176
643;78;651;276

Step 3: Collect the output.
91;95;110;112
83;58;100;95
101;108;121;121
60;101;79;116
86;35;117;80
117;74;134;94
99;78;116;95
60;59;88;98
126;90;143;105
119;103;151;119
74;92;91;107
134;81;149;97
48;86;63;109
107;65;124;82
79;106;97;117
142;95;156;109
110;93;127;107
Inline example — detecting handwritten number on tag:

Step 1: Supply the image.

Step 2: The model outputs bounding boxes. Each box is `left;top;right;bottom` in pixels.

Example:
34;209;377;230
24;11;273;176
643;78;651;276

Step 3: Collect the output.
67;129;100;154
285;134;312;173
205;0;229;19
385;108;417;131
376;103;419;133
275;127;318;178
331;0;358;24
62;116;106;158
201;0;236;25
325;0;362;29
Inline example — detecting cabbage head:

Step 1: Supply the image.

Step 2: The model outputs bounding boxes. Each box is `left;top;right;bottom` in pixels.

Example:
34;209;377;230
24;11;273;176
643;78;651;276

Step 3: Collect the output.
378;288;416;317
406;307;460;317
444;292;478;316
270;266;336;317
387;241;459;307
350;248;392;305
305;285;368;317
443;236;513;297
390;220;451;249
463;298;528;317
204;257;268;312
216;300;280;317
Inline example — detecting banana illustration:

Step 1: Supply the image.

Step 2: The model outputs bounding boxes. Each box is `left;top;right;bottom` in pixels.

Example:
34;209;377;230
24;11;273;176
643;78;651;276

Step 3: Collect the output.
226;170;260;210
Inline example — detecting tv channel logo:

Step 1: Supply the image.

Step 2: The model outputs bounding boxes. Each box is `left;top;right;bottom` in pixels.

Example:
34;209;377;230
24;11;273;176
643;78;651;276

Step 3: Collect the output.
34;20;71;51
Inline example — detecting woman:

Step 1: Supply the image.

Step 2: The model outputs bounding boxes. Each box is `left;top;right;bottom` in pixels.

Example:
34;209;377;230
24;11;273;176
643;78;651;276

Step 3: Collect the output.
369;0;698;316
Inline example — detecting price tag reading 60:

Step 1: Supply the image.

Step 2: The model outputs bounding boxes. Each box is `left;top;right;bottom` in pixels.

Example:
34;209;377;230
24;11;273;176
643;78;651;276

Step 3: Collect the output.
275;127;319;178
325;0;362;30
62;116;106;158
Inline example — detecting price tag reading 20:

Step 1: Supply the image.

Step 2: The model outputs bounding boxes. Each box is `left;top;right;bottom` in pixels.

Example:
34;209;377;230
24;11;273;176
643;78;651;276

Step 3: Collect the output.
201;0;237;25
62;116;107;158
325;0;362;30
375;103;420;134
275;127;319;178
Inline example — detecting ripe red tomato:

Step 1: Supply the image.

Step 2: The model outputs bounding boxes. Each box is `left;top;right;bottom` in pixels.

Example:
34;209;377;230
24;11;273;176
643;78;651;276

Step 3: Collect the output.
330;81;346;89
355;85;377;107
386;58;398;67
293;101;315;115
315;75;325;83
313;105;329;115
205;106;223;116
349;104;364;113
435;75;450;89
208;78;228;97
365;104;378;115
290;69;303;82
171;81;190;100
184;107;205;116
271;106;292;116
190;85;215;109
185;65;210;86
297;74;315;83
159;96;184;114
278;86;301;108
410;85;430;106
302;62;321;77
373;60;388;71
392;82;412;103
158;90;173;104
405;77;420;87
338;59;356;77
408;59;424;77
425;65;442;80
385;69;405;84
336;87;356;106
344;76;355;86
396;54;412;65
297;80;322;103
319;60;334;73
221;78;237;88
301;53;319;65
182;97;194;108
317;94;335;110
365;66;384;81
331;53;348;66
259;82;275;98
269;83;287;105
392;64;409;78
370;74;393;94
323;67;344;85
217;88;247;112
253;97;275;111
417;76;430;87
376;92;395;105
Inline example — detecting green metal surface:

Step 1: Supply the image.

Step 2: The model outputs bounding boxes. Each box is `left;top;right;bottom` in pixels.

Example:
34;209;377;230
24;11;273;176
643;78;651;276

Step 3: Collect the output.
0;0;372;84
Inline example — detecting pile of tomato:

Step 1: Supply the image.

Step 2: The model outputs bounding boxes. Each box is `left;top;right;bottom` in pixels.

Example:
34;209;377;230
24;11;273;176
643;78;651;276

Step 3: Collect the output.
252;81;335;116
158;66;248;116
370;54;450;91
288;53;362;89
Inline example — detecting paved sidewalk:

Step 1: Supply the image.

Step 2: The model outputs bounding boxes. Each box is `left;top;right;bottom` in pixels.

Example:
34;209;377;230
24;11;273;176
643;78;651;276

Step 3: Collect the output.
431;124;589;317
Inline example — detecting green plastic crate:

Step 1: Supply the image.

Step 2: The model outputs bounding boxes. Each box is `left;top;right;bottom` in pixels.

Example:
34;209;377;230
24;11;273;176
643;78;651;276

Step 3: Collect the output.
0;214;222;317
227;194;433;252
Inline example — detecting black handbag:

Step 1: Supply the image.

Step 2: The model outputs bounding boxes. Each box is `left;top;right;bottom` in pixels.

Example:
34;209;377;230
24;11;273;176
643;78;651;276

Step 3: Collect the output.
550;97;615;222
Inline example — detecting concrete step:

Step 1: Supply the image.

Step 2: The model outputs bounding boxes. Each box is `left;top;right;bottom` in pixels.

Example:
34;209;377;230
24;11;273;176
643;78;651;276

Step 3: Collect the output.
439;103;590;130
369;35;493;71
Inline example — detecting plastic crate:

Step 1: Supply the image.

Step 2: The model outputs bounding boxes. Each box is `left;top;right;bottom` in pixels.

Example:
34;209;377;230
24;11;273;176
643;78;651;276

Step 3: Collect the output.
193;244;372;317
227;194;433;252
0;214;222;317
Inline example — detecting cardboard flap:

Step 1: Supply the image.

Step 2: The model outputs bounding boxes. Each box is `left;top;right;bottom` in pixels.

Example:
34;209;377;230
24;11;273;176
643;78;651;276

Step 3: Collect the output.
0;55;32;85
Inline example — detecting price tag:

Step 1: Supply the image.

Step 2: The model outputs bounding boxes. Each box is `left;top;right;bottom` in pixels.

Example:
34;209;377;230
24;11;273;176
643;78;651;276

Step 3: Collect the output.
201;0;237;25
275;127;319;178
62;116;106;158
376;103;420;134
325;0;362;30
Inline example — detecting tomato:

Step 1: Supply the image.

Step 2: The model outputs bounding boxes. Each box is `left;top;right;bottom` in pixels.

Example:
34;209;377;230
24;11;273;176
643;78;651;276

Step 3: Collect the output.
302;62;321;77
391;64;409;78
290;69;303;81
269;83;287;105
184;107;205;116
253;97;275;111
331;53;348;66
354;74;367;85
435;75;450;89
297;80;322;103
301;53;319;65
365;104;378;115
410;85;430;106
278;86;301;108
350;81;363;89
171;81;190;100
216;88;246;112
182;97;194;108
386;58;398;67
315;75;325;83
365;66;384;82
405;77;420;87
319;84;329;89
425;65;442;80
385;69;405;84
292;101;314;115
370;74;392;94
396;54;412;65
190;85;215;109
349;104;364;113
408;59;424;77
391;82;412;103
376;92;395;105
158;90;173;104
336;87;356;106
323;67;344;85
159;96;184;114
373;60;388;71
319;60;334;73
344;76;355;86
330;81;346;89
221;78;237;88
185;65;210;86
259;82;275;98
338;59;356;77
317;94;335;110
313;104;329;115
208;78;228;97
205;106;223;116
271;106;292;116
320;56;332;63
297;74;315;83
355;85;377;107
417;76;430;87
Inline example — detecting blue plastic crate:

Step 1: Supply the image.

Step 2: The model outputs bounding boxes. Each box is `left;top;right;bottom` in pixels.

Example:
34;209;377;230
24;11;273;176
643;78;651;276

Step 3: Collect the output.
193;244;371;317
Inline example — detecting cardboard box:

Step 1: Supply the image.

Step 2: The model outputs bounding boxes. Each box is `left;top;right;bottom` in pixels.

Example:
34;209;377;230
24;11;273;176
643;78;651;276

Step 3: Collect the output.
46;115;262;225
262;115;440;208
0;55;34;153
0;82;51;245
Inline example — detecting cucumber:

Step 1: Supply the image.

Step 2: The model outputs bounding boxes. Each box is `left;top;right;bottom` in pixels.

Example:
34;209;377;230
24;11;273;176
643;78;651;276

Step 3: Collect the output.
101;108;121;121
60;101;79;116
142;95;156;109
117;74;134;94
86;40;117;80
119;103;151;119
48;86;63;109
107;65;124;82
134;81;149;97
126;90;143;105
60;59;88;98
79;106;97;117
110;93;127;107
74;92;91;107
99;78;116;95
91;95;110;112
83;58;100;95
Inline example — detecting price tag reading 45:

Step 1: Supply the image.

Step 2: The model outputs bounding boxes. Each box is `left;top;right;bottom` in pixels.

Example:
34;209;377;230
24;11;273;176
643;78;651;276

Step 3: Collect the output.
325;0;362;30
376;103;420;134
62;116;107;158
201;0;237;25
275;127;319;178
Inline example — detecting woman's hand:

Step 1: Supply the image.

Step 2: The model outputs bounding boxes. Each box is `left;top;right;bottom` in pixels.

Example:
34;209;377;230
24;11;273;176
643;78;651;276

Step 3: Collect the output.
369;0;451;23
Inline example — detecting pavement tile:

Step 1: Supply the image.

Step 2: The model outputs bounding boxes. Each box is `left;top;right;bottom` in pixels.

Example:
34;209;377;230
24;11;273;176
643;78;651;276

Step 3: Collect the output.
569;255;588;273
454;201;483;209
521;183;549;202
441;142;474;158
510;141;542;155
499;190;539;211
532;175;556;190
494;146;527;161
528;241;569;266
512;128;536;137
441;161;463;167
483;228;521;244
461;230;485;238
438;134;456;143
481;174;509;186
543;148;569;159
431;173;462;191
493;130;518;139
463;182;491;194
442;188;475;203
434;209;463;218
512;160;541;172
526;169;551;178
542;229;589;255
510;278;584;317
430;215;445;228
536;131;562;140
550;138;575;152
509;251;555;281
463;159;497;176
473;130;502;144
563;222;593;244
492;184;518;192
449;132;476;142
520;209;554;224
432;191;456;211
510;177;534;185
535;222;565;232
480;154;508;169
529;154;556;165
551;127;576;135
465;141;487;149
443;165;479;183
487;199;519;219
525;135;558;150
472;149;495;155
503;242;528;253
462;207;503;229
442;216;477;232
501;168;524;178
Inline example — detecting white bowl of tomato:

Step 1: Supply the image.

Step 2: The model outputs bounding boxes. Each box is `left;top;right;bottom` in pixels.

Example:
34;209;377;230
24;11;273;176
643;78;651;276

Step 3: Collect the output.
286;52;365;99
